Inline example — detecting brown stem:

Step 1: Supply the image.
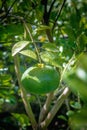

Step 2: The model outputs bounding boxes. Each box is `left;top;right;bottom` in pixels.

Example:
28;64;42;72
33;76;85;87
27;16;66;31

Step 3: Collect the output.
40;87;71;130
46;29;53;42
39;92;54;124
14;55;38;130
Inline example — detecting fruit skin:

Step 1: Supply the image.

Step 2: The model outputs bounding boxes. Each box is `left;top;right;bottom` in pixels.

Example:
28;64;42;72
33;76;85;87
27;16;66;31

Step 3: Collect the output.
21;65;60;94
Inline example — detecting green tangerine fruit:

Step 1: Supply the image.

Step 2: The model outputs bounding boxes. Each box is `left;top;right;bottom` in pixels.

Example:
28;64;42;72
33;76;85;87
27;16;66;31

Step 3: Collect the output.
21;65;60;94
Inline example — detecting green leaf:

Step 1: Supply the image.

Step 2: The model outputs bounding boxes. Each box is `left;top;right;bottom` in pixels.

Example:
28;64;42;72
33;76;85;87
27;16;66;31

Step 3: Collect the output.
63;25;76;41
71;102;81;109
12;41;29;56
77;33;87;51
66;110;75;117
36;25;50;32
65;72;87;102
0;74;12;87
77;53;87;71
12;113;30;126
42;43;59;52
58;115;67;121
19;50;37;60
69;107;87;129
40;51;56;63
40;51;65;68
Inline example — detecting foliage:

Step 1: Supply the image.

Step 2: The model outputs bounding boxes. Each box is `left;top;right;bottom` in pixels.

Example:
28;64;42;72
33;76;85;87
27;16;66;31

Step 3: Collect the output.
0;0;87;130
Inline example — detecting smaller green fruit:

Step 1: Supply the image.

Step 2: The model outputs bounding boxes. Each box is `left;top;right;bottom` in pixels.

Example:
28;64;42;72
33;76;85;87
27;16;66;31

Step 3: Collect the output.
21;65;60;94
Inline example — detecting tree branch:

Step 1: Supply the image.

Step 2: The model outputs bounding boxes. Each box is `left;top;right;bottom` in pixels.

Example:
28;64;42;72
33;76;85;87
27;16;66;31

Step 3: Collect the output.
52;0;66;31
14;55;38;130
7;0;17;14
39;92;54;124
0;0;17;23
46;29;53;42
42;0;54;42
48;0;56;18
1;0;7;10
43;0;49;25
40;87;71;130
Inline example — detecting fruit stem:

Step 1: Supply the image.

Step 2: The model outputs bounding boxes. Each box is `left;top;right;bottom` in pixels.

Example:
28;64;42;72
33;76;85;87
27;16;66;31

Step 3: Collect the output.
14;54;38;130
23;20;42;63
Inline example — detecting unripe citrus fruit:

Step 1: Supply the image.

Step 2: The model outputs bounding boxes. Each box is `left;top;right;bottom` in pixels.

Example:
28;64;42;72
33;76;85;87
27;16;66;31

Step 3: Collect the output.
21;65;60;94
